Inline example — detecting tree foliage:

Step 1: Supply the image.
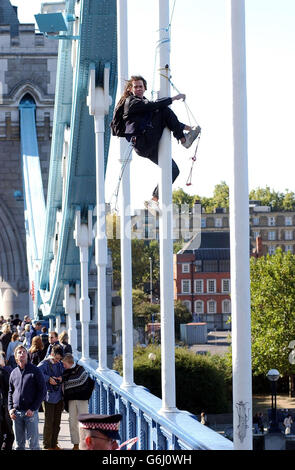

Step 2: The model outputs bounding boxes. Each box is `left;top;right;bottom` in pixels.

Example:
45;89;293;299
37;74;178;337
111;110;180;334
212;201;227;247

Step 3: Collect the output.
250;249;295;376
249;186;295;211
173;183;295;213
113;345;231;414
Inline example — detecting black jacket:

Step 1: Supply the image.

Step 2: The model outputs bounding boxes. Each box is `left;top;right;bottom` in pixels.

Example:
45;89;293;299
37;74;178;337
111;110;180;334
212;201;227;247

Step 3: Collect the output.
124;95;172;136
62;364;94;411
0;367;9;401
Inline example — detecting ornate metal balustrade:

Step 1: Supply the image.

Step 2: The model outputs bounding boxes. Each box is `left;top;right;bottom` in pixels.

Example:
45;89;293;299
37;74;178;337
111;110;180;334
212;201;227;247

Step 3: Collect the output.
79;358;233;451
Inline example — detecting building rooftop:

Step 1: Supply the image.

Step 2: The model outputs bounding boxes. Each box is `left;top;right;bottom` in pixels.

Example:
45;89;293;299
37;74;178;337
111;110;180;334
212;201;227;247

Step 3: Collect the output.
0;0;19;36
179;231;230;254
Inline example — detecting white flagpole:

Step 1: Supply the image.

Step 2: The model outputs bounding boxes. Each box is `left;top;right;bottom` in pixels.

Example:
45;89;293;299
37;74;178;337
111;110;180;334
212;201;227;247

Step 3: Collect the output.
229;0;253;450
117;0;134;388
158;0;177;412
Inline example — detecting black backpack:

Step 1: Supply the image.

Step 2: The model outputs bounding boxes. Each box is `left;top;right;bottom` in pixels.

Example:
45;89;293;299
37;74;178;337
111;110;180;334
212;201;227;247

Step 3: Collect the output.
110;100;128;137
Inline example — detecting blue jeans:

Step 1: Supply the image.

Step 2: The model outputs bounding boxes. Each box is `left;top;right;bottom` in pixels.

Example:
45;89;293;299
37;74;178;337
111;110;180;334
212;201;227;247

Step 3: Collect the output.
13;410;40;450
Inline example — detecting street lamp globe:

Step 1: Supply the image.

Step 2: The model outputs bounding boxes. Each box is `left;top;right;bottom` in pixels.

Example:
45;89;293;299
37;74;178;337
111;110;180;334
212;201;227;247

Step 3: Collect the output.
267;369;280;382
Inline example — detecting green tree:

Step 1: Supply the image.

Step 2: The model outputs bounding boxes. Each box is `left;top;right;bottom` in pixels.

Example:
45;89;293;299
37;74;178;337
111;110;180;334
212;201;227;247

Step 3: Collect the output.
113;345;231;414
174;300;191;339
172;188;196;207
212;181;229;209
249;186;284;210
282;190;295;211
250;249;295;377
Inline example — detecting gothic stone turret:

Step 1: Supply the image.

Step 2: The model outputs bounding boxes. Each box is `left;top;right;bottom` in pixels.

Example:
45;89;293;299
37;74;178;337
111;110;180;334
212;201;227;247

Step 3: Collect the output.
0;1;58;318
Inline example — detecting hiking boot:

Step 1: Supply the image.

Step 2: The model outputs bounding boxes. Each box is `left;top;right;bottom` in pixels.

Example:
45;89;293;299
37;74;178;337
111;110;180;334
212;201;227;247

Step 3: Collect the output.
144;198;160;217
72;444;79;450
182;126;201;149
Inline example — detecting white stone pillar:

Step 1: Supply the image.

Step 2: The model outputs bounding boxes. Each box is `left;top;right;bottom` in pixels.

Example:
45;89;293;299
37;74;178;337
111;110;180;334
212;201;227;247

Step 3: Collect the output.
55;315;61;334
63;283;79;355
74;209;92;362
229;0;253;450
158;0;177;413
49;317;54;332
117;0;134;388
87;64;112;371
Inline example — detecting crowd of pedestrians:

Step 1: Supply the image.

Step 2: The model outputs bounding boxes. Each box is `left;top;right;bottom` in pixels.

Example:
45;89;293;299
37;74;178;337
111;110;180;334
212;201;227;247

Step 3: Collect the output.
0;315;94;450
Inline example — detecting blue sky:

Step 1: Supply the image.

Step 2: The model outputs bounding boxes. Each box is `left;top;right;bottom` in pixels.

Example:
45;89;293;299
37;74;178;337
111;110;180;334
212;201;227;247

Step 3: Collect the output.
13;0;295;207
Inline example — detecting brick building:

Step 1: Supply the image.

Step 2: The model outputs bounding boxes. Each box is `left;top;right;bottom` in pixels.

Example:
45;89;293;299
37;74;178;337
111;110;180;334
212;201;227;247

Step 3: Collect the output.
174;231;231;330
249;204;295;256
199;202;295;256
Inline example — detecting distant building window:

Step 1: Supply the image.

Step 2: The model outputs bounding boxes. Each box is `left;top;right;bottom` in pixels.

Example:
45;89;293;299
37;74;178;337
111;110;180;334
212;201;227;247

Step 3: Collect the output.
201;218;206;228
207;300;216;314
219;260;230;272
268;231;276;241
285;230;293;241
195;300;204;314
181;279;191;294
268;217;276;227
215;218;222;228
285;216;293;226
183;300;191;312
253;231;260;239
268;245;276;255
194;279;204;293
285;245;293;253
252;217;260;226
222;300;231;314
203;260;218;272
207;279;216;293
222;279;230;293
194;260;202;272
182;263;190;273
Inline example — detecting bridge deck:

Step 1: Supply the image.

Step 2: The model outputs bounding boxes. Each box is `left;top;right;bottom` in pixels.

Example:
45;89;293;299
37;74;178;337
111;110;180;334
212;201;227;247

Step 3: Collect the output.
38;411;72;450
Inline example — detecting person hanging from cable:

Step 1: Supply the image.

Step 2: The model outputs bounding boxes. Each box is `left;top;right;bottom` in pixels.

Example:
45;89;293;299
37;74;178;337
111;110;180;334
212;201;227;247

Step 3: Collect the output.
111;75;201;215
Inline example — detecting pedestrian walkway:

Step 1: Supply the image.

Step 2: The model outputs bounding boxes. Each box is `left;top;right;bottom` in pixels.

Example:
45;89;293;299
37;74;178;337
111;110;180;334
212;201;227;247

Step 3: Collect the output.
38;411;72;450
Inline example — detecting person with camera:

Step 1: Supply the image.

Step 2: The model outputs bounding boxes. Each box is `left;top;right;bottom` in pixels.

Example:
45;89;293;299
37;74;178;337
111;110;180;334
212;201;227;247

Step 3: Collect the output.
38;344;64;450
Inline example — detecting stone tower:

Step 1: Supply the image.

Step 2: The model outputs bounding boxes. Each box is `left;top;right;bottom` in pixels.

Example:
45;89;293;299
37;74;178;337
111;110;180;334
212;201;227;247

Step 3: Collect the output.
0;0;58;318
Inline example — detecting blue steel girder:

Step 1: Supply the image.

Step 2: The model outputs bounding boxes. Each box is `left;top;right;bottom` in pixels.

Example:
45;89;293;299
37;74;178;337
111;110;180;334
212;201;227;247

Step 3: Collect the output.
38;0;117;316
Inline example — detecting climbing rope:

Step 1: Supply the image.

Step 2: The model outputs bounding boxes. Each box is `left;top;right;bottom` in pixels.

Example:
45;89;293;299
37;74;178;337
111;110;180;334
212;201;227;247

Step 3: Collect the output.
109;142;133;213
150;0;201;187
151;0;177;101
186;132;201;187
157;70;202;187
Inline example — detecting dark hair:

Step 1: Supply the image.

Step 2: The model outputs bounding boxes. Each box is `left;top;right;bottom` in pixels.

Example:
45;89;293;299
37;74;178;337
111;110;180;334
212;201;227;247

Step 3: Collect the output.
49;331;58;338
51;344;64;357
116;75;147;107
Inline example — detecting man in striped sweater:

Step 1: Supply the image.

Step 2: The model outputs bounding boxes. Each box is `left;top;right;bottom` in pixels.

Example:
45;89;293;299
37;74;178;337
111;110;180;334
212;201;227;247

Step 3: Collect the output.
62;353;95;450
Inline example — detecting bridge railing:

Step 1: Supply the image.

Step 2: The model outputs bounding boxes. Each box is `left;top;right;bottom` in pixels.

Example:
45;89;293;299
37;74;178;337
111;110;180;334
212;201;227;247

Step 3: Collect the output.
78;357;233;451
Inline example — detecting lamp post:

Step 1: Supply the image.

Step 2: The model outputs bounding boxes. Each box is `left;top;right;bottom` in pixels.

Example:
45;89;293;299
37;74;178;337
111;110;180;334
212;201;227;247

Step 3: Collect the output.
267;369;280;433
149;256;153;304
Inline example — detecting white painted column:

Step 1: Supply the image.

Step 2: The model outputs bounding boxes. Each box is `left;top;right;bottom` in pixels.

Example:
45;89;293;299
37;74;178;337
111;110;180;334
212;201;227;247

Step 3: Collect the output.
87;65;112;371
74;209;92;362
117;0;134;388
229;0;252;450
49;317;54;332
63;283;79;355
158;0;176;412
55;315;61;334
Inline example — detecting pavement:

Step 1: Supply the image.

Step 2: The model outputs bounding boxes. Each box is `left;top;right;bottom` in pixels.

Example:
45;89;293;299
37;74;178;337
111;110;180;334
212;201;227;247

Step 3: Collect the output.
189;329;231;356
38;411;72;450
